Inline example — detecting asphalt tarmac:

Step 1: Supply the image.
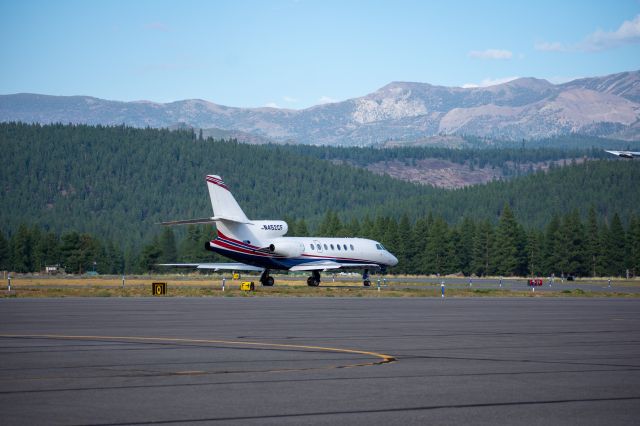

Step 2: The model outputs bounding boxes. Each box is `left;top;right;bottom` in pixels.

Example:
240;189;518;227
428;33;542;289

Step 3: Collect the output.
1;297;639;425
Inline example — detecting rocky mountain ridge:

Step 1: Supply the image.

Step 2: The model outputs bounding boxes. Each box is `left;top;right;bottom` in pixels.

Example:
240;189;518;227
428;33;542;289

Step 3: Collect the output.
1;70;638;145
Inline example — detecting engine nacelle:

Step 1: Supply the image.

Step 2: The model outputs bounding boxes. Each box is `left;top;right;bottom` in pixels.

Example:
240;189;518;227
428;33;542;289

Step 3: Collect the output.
266;239;304;257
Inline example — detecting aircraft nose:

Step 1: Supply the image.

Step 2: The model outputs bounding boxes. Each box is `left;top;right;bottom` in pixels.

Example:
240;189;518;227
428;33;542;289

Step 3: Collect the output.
389;253;398;267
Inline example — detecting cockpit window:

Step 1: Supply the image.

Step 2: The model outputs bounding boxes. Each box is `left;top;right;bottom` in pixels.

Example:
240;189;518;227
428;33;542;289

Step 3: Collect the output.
376;244;382;250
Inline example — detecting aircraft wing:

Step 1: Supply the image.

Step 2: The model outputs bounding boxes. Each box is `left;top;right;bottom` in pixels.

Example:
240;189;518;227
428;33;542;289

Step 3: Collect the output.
158;263;264;272
289;261;381;272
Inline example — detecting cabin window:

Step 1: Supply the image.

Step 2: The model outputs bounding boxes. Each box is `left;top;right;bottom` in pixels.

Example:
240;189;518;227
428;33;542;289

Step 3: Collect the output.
330;244;334;250
337;245;341;251
309;244;314;251
324;244;328;250
350;244;354;251
317;244;321;250
343;244;347;251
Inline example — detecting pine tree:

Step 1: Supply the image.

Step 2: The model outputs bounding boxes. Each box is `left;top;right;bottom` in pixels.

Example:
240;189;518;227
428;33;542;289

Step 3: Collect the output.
295;219;309;237
471;220;494;276
457;217;475;276
60;232;82;274
585;207;601;277
542;215;561;276
606;213;627;277
558;210;587;276
30;226;43;272
158;227;178;263
345;217;360;237
318;211;342;236
394;214;412;274
424;217;450;275
10;224;33;273
494;204;526;276
179;225;202;261
0;230;9;271
139;235;162;272
411;216;430;274
359;216;374;240
525;229;543;276
628;215;640;277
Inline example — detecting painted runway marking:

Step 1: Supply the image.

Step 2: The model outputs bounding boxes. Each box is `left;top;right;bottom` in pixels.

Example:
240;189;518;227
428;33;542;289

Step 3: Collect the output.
0;334;396;372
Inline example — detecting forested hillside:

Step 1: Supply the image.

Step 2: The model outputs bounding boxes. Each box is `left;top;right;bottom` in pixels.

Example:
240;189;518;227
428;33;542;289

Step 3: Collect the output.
1;123;639;249
3;206;639;278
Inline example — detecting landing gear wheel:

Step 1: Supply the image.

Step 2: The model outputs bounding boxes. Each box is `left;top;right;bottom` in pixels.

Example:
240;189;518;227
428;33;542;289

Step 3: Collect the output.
363;280;371;287
263;276;274;287
307;271;321;287
260;269;274;286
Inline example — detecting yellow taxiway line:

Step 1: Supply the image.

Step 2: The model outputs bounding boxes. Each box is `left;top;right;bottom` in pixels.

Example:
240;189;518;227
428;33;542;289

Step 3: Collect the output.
0;334;396;369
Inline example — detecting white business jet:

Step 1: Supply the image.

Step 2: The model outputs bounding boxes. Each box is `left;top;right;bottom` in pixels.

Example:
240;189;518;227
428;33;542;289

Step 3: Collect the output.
160;175;398;287
605;150;640;158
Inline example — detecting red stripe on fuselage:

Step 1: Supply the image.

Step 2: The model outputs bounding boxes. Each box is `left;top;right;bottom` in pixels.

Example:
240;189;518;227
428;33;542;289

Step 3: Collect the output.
216;230;261;249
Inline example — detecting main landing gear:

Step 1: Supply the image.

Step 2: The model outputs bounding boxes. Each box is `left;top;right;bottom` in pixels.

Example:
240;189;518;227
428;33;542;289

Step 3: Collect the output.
260;269;274;286
307;270;321;287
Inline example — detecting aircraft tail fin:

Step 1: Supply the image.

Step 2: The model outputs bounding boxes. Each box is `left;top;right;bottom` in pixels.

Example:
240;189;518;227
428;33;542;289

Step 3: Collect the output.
205;175;250;223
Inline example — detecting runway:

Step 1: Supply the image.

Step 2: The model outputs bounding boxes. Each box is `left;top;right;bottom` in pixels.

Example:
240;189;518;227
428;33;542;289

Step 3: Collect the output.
1;297;639;425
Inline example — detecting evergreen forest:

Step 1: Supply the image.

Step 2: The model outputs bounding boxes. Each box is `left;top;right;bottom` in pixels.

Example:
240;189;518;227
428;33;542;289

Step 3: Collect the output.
1;122;638;277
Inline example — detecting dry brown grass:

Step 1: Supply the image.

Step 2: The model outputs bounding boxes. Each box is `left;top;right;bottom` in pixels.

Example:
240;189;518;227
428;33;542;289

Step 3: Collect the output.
1;275;637;298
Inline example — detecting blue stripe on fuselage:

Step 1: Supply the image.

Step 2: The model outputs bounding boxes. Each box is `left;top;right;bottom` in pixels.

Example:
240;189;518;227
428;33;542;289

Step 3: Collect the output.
208;243;372;271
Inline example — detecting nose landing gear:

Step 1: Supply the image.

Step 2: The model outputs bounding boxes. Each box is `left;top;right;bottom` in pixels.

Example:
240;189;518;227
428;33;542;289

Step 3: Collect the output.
363;269;371;287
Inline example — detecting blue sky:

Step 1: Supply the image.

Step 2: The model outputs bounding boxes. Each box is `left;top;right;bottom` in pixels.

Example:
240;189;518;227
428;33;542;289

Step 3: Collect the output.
1;0;639;108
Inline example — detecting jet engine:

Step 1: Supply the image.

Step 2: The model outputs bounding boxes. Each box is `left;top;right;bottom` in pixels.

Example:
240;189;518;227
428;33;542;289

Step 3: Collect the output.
266;239;304;257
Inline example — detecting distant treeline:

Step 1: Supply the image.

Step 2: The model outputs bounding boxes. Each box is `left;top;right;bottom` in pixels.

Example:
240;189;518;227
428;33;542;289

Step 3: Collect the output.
0;224;226;275
4;204;638;277
281;134;640;175
298;205;639;278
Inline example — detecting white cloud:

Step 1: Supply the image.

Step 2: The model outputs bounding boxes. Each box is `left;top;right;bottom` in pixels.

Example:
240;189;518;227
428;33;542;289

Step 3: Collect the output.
264;102;279;108
583;14;640;51
534;41;565;52
283;96;298;103
318;95;338;104
536;14;640;52
461;76;520;88
468;49;513;60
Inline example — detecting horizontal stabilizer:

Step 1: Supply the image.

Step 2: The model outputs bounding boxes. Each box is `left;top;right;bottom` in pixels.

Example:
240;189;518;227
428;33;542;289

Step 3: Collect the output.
290;261;380;272
159;218;217;226
157;262;263;272
159;215;250;226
